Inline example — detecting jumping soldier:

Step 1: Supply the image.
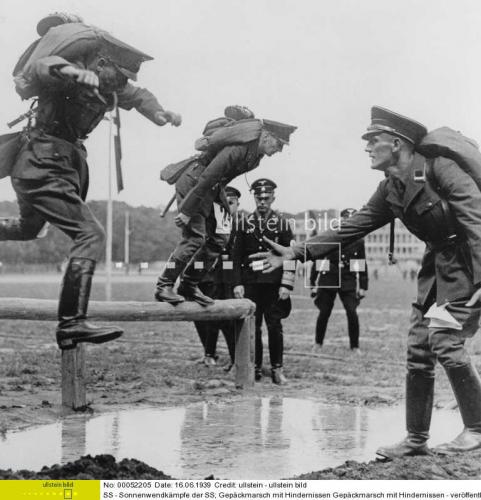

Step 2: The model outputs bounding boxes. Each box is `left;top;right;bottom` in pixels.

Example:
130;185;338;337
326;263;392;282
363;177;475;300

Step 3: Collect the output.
232;178;295;385
253;106;481;456
154;114;296;307
0;13;181;349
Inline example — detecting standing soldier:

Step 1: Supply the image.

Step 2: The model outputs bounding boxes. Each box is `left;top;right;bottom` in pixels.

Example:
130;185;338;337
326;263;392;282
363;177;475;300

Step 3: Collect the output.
194;185;241;369
154;116;296;306
254;106;481;457
0;14;181;349
310;208;368;352
232;178;295;385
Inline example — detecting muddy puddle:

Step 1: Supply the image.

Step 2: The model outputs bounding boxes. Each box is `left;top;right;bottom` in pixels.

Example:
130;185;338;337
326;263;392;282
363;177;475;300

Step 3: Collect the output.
0;397;462;479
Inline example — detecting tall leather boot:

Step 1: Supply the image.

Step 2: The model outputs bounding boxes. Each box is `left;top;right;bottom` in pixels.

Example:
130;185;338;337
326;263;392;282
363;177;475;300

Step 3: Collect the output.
376;371;434;459
177;264;214;306
154;256;185;304
56;258;123;350
434;364;481;454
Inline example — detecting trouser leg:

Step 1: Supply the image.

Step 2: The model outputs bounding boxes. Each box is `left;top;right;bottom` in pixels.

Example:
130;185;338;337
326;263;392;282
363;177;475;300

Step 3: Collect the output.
376;307;435;458
313;289;336;345
179;211;222;306
155;212;206;303
428;302;481;454
339;290;360;348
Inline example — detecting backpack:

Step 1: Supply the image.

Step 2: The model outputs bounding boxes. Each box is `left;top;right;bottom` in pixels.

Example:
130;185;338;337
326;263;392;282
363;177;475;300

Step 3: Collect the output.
388;127;481;264
417;127;481;191
13;22;104;100
160;106;260;184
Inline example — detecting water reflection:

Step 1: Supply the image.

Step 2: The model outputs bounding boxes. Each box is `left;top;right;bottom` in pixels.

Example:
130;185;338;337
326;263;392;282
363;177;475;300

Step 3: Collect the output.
0;398;463;479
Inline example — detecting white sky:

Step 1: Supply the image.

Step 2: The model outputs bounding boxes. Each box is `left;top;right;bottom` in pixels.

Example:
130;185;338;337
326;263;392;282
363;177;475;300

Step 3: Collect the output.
1;0;481;214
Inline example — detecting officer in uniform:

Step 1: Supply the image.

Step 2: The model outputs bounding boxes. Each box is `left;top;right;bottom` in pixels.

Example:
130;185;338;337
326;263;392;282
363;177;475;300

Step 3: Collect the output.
232;178;295;384
154;121;296;306
310;208;368;352
194;185;240;369
0;16;181;349
254;106;481;456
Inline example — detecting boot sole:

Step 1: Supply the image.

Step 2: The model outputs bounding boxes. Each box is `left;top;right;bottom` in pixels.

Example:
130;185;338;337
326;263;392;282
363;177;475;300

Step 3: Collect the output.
57;330;123;350
154;294;185;305
178;295;214;307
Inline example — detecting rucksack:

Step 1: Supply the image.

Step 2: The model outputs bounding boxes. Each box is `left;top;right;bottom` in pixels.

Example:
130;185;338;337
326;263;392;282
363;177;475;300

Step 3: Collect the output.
13;23;105;100
417;127;481;191
388;127;481;264
160;106;260;184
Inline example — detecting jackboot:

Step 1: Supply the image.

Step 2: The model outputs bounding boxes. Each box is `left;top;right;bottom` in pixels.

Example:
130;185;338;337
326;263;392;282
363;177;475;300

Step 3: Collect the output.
56;258;123;350
376;371;434;459
178;264;214;306
434;364;481;455
154;256;185;304
271;366;288;385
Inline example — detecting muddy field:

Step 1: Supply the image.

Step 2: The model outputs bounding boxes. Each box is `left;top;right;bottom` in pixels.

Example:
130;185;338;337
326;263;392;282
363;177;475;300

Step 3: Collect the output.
1;269;481;479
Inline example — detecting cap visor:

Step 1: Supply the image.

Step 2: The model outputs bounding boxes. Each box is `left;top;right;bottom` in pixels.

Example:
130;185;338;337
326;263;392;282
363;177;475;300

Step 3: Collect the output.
118;67;137;81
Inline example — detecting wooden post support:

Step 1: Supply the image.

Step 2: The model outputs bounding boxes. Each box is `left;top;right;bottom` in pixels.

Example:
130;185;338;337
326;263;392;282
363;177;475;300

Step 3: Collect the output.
0;297;256;409
61;345;86;409
234;315;255;389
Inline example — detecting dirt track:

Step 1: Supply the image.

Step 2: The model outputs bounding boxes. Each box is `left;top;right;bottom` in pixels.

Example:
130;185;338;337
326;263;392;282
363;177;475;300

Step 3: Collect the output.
1;272;481;479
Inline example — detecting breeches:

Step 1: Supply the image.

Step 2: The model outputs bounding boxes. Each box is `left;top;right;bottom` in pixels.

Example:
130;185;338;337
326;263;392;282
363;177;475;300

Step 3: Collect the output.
407;302;481;374
6;178;105;261
172;207;224;269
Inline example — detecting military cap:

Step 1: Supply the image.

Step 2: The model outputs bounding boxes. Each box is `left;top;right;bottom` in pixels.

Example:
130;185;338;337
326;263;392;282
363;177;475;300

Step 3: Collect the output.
362;106;427;145
251;178;277;195
36;12;84;36
99;31;153;81
225;186;241;199
340;208;357;218
262;119;297;144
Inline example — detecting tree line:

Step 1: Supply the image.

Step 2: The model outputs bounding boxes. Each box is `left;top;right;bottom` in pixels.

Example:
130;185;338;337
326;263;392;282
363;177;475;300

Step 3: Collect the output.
0;200;179;265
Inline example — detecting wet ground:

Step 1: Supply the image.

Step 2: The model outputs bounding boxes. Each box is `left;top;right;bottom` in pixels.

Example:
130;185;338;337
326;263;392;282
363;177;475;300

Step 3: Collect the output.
1;273;481;479
0;397;468;479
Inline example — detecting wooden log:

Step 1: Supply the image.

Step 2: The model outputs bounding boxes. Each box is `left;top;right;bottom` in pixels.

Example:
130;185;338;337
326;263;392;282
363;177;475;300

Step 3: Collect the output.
61;345;86;410
0;297;255;322
0;298;256;408
234;315;255;389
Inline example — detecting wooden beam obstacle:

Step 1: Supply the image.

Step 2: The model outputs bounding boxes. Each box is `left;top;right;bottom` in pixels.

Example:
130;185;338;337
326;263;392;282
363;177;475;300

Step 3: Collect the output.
0;298;256;409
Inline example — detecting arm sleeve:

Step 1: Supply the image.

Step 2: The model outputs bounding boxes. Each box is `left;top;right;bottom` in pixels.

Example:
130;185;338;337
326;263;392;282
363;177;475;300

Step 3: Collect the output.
359;240;369;290
280;218;295;290
292;182;393;261
28;56;73;89
117;83;165;123
433;158;481;287
179;145;245;217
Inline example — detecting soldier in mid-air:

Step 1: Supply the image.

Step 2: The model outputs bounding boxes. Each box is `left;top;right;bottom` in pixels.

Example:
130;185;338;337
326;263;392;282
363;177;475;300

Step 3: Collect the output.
154;111;296;307
0;13;181;349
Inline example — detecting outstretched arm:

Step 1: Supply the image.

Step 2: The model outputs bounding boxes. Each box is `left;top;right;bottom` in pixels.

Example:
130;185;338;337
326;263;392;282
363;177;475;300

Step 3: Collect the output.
117;83;181;126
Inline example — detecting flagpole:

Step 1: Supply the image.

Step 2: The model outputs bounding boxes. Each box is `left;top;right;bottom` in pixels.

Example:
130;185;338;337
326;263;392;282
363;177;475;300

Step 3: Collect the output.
105;114;113;301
